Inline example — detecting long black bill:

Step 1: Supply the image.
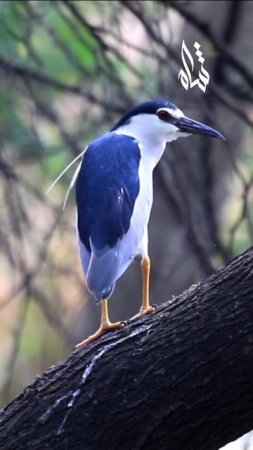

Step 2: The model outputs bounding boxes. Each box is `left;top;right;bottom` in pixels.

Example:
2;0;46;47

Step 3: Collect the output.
175;116;225;140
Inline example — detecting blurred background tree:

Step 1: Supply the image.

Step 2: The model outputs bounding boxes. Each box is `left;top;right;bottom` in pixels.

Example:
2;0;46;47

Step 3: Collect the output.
0;2;253;446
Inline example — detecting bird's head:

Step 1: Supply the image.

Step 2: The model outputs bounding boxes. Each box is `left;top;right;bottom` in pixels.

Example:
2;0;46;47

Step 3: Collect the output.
111;100;225;145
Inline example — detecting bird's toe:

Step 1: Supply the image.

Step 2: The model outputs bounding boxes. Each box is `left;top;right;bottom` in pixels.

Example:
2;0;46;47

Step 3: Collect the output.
75;321;124;350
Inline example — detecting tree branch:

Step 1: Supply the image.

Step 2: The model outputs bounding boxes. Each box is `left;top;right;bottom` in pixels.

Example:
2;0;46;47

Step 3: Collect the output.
0;55;123;112
0;248;253;449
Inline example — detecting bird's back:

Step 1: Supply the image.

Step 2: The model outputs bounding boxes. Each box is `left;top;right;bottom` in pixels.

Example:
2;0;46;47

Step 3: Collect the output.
76;132;141;299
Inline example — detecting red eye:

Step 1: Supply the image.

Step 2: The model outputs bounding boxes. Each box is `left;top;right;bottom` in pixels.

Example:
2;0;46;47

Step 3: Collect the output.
157;110;171;121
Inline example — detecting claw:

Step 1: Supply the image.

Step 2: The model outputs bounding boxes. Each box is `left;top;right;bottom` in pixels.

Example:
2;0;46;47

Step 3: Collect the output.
75;321;124;349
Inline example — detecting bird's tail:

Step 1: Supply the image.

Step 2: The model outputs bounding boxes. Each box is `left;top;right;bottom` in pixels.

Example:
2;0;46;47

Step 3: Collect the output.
86;252;117;301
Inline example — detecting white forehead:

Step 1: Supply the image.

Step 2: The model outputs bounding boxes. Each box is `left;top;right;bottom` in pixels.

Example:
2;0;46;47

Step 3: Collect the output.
157;107;184;119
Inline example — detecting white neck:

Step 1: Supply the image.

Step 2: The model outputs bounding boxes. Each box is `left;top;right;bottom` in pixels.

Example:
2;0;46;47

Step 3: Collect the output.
113;114;168;169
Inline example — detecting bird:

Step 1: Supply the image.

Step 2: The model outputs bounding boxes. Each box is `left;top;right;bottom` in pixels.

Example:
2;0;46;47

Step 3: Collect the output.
74;99;225;349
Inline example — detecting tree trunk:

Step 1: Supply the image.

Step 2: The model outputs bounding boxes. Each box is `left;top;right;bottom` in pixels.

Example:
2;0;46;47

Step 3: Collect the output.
0;247;253;450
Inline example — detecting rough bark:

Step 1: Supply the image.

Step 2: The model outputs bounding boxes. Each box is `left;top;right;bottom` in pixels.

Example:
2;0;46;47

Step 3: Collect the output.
0;247;253;450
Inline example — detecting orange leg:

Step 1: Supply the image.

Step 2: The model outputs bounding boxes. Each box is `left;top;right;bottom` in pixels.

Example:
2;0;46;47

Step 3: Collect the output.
139;256;155;315
75;299;124;349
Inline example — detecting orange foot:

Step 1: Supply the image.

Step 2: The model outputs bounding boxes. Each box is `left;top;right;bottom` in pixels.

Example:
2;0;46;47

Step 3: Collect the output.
131;305;156;320
75;321;124;350
139;305;156;315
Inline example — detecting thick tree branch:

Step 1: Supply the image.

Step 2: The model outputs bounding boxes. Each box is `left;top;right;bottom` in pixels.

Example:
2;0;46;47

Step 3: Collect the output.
0;248;253;449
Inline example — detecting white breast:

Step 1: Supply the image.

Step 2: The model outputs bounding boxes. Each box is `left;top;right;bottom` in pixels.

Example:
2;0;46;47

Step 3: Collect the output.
114;139;165;274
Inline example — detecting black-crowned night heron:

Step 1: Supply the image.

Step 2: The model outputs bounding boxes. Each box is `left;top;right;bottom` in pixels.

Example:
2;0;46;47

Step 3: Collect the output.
56;100;225;348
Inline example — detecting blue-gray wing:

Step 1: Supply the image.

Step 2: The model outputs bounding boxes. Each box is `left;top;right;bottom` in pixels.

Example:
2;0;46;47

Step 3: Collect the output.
76;132;141;255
